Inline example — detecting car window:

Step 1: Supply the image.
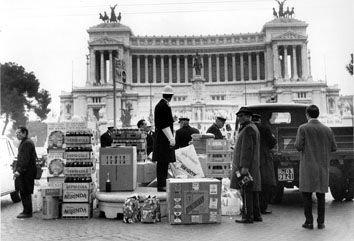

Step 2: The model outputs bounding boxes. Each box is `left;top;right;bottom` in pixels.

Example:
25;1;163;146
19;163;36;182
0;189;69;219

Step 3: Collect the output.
269;112;291;124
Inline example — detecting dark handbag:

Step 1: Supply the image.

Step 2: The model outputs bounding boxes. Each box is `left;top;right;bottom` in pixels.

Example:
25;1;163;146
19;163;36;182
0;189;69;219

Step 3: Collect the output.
35;165;43;180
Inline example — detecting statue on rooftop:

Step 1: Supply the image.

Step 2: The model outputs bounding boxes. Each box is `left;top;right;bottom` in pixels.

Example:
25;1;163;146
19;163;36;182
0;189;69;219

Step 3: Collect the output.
110;4;117;23
275;0;287;18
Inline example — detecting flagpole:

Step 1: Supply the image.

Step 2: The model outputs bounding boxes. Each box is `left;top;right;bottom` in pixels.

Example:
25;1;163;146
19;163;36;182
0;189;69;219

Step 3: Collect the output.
113;58;117;128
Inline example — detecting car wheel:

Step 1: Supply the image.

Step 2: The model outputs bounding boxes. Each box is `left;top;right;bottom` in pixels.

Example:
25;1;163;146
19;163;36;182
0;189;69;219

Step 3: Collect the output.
10;190;21;203
329;167;345;202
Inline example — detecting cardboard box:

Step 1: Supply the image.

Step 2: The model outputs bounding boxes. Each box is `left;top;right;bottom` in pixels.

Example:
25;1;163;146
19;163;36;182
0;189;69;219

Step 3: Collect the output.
63;189;93;203
192;139;207;154
99;146;137;191
62;203;93;219
137;162;156;183
167;178;221;224
42;196;60;219
206;139;230;153
47;176;65;188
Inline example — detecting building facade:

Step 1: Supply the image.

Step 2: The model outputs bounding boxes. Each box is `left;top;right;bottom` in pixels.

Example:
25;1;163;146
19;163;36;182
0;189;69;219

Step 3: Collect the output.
59;17;341;132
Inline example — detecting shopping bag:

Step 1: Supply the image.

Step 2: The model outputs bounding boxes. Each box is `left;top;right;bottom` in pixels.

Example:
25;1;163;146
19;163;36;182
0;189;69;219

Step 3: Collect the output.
221;189;242;216
123;195;141;223
140;195;161;223
174;145;204;178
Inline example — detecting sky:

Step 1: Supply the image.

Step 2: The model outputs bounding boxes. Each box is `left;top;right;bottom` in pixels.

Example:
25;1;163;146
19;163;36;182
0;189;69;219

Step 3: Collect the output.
1;0;353;118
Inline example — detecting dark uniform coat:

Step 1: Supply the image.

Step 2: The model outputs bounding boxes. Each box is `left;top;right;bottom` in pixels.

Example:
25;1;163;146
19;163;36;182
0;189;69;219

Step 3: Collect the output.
100;130;113;147
256;123;277;186
230;121;261;192
146;131;154;156
15;137;37;194
206;123;223;139
295;119;337;193
175;125;200;149
152;99;175;163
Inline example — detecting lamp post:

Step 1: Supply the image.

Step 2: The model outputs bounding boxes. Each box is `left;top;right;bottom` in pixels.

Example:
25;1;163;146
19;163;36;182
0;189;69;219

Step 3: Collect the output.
148;63;153;124
244;79;247;105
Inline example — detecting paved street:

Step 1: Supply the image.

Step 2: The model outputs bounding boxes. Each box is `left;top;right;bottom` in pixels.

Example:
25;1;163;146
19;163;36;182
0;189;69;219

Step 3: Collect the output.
1;189;354;241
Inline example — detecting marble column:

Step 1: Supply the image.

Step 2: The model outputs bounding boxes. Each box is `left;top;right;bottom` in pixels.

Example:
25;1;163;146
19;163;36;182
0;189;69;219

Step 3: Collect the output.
240;53;244;81
176;55;180;83
201;55;204;77
273;43;279;79
292;45;298;80
90;49;96;85
224;54;228;81
109;50;113;84
137;55;141;83
216;54;220;82
145;55;148;84
248;53;252;80
169;55;172;83
256;52;260;80
161;55;165;83
301;43;309;79
284;46;289;79
153;55;156;83
232;54;236;81
208;55;212;82
184;55;188;82
100;51;105;84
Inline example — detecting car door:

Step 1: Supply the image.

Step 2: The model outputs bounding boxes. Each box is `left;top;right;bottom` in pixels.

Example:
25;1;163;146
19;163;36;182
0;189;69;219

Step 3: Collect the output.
0;137;17;196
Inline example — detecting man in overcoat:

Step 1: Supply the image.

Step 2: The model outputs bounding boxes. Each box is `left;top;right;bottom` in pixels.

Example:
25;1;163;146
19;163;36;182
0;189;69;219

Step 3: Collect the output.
295;105;337;230
175;117;199;149
152;85;176;192
206;116;226;139
100;124;114;148
230;107;262;224
252;113;277;214
14;126;37;218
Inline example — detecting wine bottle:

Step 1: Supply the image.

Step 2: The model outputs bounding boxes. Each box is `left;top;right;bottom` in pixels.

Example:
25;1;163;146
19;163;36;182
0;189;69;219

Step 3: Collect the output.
106;172;111;192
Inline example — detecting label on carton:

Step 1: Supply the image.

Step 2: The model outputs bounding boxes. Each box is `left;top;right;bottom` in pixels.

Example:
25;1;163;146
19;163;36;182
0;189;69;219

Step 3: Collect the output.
209;197;218;209
209;184;218;195
184;191;208;214
173;212;182;223
192;182;199;191
209;211;218;222
63;190;90;202
191;215;202;223
100;154;131;165
173;198;182;209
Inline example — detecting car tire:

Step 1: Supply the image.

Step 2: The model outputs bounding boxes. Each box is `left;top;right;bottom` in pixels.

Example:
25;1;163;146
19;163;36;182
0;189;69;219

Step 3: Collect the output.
329;167;345;202
10;190;21;203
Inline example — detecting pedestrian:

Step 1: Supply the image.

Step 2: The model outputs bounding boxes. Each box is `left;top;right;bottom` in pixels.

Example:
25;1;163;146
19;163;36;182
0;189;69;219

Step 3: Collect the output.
252;113;277;214
13;126;37;218
206;116;226;139
152;85;176;192
230;107;262;224
175;117;200;149
137;119;154;156
295;104;337;230
100;123;114;148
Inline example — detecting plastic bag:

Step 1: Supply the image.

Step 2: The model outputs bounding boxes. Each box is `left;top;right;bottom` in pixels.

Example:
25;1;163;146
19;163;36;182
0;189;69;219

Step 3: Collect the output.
123;195;141;223
140;195;161;223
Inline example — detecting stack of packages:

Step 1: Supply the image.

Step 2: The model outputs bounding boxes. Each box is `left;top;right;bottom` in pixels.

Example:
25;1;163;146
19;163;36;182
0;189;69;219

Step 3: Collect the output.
122;195;161;224
111;128;156;185
62;125;96;219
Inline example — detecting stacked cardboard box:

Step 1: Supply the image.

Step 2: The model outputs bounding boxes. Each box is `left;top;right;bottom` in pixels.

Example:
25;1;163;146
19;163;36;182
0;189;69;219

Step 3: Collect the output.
204;139;232;178
167;178;221;224
99;146;137;191
62;128;95;219
112;128;147;162
41;186;62;219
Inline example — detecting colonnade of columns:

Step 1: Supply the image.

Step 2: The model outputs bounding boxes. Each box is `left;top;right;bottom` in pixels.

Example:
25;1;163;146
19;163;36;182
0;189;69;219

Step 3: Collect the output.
131;52;266;84
272;43;308;80
89;49;118;85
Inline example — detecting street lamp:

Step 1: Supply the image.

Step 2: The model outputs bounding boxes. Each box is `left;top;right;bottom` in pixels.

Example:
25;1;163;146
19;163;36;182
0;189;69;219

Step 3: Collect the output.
148;63;153;124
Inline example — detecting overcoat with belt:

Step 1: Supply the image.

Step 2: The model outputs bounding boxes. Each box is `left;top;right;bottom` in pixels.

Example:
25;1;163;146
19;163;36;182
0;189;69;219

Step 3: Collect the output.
295;119;337;193
152;98;175;163
15;137;37;194
230;121;261;191
256;123;277;186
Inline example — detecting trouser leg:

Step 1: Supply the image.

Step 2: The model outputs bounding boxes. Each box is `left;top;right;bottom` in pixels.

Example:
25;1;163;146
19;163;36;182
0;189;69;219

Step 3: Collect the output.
243;185;254;220
253;191;261;219
302;192;313;224
260;184;271;212
157;161;169;189
20;193;33;214
316;192;325;224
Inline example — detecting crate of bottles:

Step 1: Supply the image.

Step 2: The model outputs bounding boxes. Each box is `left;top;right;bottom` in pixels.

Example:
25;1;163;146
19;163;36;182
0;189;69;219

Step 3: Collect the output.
206;152;232;163
65;130;94;144
206;139;230;153
64;146;94;159
206;162;231;178
62;202;93;219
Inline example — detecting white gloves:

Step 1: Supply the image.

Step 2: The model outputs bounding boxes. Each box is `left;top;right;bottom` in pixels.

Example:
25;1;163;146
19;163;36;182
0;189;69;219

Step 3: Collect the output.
162;127;175;146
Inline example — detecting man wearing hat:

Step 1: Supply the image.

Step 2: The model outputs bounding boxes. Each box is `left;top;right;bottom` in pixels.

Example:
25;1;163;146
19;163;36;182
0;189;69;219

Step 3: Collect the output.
152;85;176;192
137;119;154;156
206;116;226;139
175;117;200;149
100;122;114;148
230;107;262;224
252;113;277;215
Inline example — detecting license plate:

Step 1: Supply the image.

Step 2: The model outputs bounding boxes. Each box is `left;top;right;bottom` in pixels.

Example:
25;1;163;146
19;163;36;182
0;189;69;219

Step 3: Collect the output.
277;168;294;181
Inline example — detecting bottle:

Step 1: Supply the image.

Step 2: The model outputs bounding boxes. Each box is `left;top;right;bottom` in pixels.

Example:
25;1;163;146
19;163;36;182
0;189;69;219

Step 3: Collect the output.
105;172;111;192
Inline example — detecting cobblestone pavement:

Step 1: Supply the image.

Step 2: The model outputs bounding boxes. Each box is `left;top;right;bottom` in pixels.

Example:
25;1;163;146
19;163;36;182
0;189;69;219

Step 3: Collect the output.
1;189;354;241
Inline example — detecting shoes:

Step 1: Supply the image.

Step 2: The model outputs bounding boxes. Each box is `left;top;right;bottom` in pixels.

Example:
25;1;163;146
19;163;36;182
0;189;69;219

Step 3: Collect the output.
302;223;314;229
235;218;253;224
261;209;272;214
318;223;325;229
254;216;263;222
17;213;32;219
